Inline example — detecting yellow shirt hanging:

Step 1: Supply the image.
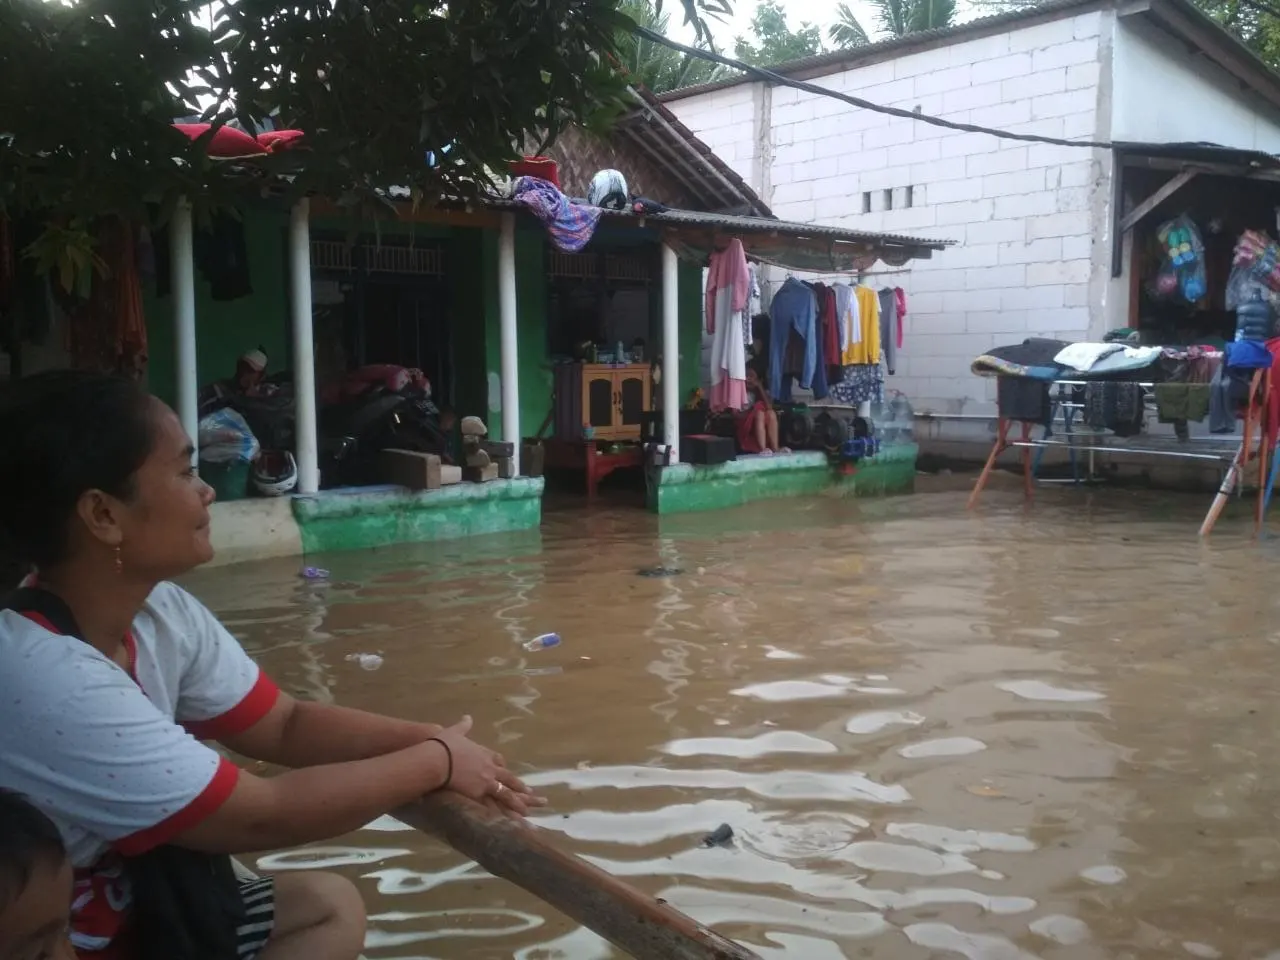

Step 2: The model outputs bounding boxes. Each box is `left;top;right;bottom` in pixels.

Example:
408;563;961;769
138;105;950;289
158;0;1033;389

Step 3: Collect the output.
845;286;881;366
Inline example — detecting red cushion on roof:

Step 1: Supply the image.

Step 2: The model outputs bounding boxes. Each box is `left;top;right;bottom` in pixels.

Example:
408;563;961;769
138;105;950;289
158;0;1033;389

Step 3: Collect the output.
257;130;305;152
173;123;265;158
509;156;560;189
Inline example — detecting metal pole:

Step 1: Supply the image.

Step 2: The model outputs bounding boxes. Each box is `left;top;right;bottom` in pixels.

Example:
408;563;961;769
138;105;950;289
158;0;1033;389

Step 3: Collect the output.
661;243;680;464
499;213;520;472
289;198;320;494
170;198;198;466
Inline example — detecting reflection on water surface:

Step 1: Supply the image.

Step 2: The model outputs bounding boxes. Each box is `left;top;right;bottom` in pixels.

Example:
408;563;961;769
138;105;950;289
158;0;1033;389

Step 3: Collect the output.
184;488;1280;958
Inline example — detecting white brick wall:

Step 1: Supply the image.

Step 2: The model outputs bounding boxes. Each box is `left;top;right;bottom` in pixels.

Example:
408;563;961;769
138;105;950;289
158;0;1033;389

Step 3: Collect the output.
668;10;1110;413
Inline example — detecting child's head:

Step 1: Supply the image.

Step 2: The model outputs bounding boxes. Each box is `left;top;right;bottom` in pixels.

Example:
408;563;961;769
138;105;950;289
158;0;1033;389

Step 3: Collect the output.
0;791;72;960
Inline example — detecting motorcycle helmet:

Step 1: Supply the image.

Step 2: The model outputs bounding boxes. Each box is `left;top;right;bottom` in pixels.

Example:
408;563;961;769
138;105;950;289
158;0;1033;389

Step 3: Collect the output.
252;450;298;497
588;169;629;210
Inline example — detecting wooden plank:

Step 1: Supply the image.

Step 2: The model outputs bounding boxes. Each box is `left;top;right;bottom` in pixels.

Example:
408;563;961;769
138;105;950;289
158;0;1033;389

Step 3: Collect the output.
395;793;761;960
1119;170;1196;234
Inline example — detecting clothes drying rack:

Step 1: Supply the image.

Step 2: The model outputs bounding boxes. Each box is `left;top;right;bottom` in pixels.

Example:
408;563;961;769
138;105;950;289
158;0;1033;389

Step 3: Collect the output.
966;370;1273;536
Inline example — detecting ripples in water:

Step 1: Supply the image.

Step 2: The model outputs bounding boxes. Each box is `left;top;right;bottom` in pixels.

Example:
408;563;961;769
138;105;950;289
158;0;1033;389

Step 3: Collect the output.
184;488;1280;958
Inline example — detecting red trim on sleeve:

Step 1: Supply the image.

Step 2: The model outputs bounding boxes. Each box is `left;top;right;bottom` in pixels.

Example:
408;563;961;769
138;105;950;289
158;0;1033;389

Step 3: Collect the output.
113;757;240;856
183;670;280;741
21;610;57;632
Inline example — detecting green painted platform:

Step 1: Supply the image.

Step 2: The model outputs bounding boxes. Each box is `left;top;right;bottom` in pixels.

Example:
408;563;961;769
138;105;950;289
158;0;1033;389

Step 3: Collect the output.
648;443;918;514
292;478;545;554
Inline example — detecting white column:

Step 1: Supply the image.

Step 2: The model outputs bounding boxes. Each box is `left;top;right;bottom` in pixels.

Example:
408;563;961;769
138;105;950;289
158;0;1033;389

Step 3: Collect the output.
170;198;198;465
661;243;680;465
498;213;520;473
289;198;320;494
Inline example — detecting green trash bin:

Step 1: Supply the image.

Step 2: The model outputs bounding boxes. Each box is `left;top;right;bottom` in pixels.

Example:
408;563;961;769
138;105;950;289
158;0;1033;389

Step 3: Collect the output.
199;459;251;502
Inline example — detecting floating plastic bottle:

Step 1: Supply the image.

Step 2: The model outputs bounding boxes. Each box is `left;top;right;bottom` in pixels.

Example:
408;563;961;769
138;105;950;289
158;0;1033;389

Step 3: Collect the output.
523;633;561;652
301;566;330;580
345;653;383;671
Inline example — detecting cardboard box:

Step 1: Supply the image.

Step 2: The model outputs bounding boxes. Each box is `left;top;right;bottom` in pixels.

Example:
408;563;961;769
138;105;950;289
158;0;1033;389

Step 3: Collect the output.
382;449;441;489
521;441;545;478
440;465;462;485
462;463;499;482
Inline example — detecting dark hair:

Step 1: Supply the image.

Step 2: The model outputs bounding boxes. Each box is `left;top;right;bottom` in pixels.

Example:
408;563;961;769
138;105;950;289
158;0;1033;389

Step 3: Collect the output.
0;790;67;909
0;370;157;570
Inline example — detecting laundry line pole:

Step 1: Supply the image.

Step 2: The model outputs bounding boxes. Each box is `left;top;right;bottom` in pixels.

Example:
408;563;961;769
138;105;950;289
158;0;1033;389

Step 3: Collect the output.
661;242;680;464
170;198;198;467
498;213;521;472
289;198;320;494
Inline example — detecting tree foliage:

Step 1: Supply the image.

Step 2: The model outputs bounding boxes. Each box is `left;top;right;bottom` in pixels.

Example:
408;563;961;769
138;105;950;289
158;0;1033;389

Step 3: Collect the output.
1187;0;1280;66
733;0;824;66
615;0;727;92
0;0;733;235
829;0;956;48
829;3;872;48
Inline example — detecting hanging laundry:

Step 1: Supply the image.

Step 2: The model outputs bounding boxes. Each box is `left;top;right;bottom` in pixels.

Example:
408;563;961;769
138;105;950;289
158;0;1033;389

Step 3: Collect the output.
878;288;898;375
815;284;840;375
153;212;253;301
833;282;860;353
894;287;907;350
769;277;817;400
845;286;881;366
64;218;148;377
705;239;750;412
511;176;602;253
829;364;884;406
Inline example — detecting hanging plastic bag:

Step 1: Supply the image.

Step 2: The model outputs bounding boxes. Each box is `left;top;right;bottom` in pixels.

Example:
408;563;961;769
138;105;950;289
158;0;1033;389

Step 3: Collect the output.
198;408;260;464
1226;262;1271;310
1156;214;1207;304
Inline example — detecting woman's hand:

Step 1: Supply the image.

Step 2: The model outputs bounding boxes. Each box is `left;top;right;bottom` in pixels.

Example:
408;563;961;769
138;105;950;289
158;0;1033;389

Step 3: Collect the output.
430;716;547;817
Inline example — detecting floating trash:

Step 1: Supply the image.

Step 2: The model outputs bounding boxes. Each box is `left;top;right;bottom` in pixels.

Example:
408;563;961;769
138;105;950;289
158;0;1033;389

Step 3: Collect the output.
636;566;683;578
523;633;561;652
701;823;734;847
345;653;384;671
301;566;330;580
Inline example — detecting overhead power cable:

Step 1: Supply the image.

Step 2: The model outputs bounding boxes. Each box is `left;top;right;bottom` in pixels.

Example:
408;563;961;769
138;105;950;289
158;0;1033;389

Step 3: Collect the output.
635;24;1115;150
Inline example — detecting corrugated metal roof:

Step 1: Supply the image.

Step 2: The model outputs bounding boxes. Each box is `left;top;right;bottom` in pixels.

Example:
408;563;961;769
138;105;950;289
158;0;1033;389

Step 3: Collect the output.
614;206;952;250
617;88;773;217
481;195;952;253
1113;140;1280;169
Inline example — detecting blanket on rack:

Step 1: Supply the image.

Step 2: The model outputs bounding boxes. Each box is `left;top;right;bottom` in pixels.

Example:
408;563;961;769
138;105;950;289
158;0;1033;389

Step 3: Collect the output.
971;338;1069;379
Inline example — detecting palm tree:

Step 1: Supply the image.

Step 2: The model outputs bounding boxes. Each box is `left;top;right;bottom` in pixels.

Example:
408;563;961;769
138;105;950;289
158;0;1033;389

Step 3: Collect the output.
829;0;956;48
615;0;726;93
828;3;870;47
906;0;957;32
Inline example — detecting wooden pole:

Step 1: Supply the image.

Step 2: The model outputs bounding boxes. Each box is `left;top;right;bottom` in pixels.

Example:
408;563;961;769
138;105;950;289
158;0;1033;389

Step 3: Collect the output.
1019;420;1034;501
1201;371;1263;537
967;417;1010;510
394;793;762;960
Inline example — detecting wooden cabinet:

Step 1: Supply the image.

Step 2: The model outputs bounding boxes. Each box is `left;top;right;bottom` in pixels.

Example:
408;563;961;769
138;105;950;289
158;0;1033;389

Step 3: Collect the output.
554;363;652;441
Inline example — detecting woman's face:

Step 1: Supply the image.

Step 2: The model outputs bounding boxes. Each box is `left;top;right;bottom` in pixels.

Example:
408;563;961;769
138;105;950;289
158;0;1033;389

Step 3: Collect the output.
108;400;217;581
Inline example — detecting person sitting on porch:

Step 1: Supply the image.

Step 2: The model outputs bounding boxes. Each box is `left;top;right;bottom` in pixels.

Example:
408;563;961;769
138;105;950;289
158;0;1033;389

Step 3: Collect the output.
199;348;276;415
736;367;788;456
0;371;545;960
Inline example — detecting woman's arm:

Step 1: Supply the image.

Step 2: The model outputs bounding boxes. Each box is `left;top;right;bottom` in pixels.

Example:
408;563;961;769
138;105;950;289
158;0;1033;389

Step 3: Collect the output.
178;717;537;854
220;693;442;768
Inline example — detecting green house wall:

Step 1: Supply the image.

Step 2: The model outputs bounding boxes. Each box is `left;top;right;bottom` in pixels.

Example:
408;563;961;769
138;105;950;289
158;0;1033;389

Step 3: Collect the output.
144;202;291;409
143;205;703;448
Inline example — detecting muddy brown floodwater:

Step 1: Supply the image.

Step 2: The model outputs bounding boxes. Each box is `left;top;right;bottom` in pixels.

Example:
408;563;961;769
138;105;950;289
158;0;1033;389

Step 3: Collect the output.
183;486;1280;960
